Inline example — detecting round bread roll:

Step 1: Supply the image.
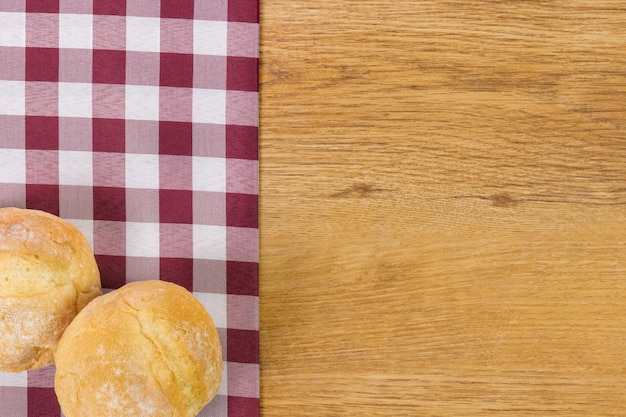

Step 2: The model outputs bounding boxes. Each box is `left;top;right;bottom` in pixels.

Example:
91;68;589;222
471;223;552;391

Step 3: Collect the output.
54;280;223;417
0;207;101;372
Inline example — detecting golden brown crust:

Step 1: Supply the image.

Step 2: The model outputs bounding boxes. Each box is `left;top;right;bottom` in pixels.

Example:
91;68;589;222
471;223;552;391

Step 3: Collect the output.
0;207;102;372
54;280;223;417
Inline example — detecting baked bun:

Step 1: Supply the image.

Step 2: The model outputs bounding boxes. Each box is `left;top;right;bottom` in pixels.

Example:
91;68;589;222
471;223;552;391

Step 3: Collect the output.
54;280;223;417
0;207;101;372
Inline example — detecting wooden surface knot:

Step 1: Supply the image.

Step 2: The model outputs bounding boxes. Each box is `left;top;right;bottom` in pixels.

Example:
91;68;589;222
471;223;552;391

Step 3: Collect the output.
330;183;391;198
489;193;520;208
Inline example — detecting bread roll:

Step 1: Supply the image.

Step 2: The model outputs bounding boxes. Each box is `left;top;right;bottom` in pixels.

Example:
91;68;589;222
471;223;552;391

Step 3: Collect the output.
54;280;223;417
0;207;101;372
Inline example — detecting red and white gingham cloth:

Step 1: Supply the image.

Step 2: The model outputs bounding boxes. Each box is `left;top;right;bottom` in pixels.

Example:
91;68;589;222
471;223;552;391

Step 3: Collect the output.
0;1;259;416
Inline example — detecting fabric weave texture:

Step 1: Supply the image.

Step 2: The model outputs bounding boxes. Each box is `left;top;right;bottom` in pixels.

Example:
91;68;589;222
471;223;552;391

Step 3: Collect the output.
0;1;259;416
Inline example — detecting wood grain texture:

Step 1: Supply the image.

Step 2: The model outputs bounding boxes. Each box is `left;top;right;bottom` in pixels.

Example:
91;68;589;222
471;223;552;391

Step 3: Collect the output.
259;1;626;415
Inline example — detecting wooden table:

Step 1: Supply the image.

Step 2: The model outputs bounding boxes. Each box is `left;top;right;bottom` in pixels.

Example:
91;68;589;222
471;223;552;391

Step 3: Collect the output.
259;2;626;415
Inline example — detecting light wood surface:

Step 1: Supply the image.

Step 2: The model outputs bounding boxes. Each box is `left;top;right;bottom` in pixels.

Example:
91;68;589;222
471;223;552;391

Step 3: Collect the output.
259;1;626;415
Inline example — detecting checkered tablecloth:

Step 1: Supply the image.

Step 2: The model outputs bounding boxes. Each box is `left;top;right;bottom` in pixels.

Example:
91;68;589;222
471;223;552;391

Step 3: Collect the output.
0;1;259;416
